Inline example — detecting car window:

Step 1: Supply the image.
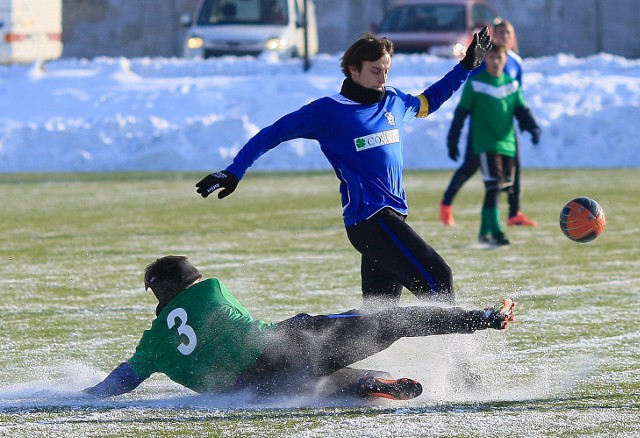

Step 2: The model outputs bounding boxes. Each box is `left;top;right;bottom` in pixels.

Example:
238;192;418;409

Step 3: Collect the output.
379;5;467;32
471;4;496;28
197;0;289;25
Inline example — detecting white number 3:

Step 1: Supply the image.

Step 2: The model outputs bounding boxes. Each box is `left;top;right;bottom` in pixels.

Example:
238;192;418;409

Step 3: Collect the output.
166;308;197;355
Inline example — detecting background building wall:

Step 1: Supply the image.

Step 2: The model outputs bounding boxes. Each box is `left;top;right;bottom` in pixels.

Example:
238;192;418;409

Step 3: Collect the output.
62;0;198;58
61;0;640;59
490;0;640;58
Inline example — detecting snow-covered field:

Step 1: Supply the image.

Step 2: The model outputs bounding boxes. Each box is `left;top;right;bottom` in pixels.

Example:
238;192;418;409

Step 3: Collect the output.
1;53;639;173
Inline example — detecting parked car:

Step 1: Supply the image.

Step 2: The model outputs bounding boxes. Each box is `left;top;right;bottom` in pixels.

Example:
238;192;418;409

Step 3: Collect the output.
182;0;318;60
372;0;499;58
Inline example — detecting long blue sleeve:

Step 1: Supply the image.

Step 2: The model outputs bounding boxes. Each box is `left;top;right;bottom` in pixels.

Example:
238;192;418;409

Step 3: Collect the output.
84;362;145;397
422;63;470;114
225;104;319;180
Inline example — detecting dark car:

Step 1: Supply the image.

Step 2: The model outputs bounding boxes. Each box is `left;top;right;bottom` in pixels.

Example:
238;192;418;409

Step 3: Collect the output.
373;0;499;57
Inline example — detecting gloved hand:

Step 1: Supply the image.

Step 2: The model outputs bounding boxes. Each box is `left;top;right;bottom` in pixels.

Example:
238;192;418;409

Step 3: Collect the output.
448;138;460;161
460;26;492;71
529;127;542;145
195;171;239;199
483;298;516;329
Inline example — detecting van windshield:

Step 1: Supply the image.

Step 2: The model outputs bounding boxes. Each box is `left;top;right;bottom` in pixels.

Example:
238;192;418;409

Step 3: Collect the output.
197;0;289;25
379;4;466;32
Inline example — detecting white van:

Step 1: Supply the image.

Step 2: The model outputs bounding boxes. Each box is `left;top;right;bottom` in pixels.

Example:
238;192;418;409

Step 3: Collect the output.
0;0;63;63
182;0;318;60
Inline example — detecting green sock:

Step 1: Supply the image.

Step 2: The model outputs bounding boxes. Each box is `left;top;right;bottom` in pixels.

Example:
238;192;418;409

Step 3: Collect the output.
489;207;502;236
481;207;501;237
479;207;491;237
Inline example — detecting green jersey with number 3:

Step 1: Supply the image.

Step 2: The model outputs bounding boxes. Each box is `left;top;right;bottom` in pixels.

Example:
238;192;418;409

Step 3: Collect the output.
127;278;277;393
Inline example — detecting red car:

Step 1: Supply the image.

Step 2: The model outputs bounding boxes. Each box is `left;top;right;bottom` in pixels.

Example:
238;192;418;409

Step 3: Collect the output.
373;0;499;57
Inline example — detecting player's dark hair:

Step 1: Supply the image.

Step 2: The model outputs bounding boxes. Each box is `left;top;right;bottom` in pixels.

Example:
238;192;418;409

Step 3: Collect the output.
144;255;202;315
340;32;394;77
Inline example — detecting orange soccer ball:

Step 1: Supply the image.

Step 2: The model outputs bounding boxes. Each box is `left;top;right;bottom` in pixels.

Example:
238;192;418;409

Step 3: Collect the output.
559;197;606;243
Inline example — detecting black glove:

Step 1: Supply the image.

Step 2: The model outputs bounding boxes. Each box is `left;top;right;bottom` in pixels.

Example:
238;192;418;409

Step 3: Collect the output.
530;127;542;145
514;106;541;145
460;26;492;71
195;170;239;199
514;106;542;144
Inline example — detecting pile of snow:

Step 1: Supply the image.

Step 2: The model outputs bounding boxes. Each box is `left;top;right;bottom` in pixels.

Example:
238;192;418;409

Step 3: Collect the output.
0;53;638;173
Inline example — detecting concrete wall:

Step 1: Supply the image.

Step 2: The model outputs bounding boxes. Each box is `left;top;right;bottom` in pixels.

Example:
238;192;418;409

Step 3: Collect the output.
313;0;386;55
316;0;640;59
62;0;198;58
60;0;640;59
490;0;640;58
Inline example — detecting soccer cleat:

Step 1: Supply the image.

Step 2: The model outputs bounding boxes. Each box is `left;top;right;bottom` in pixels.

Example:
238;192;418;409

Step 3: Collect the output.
357;375;423;400
507;211;538;227
492;232;510;246
484;298;517;329
440;202;455;226
478;234;493;244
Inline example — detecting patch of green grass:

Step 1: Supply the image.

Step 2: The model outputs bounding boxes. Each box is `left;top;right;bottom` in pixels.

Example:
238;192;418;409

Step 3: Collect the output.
0;169;638;437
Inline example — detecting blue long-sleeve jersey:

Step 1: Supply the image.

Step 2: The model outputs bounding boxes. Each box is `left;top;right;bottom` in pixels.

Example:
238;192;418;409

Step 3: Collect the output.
226;63;470;226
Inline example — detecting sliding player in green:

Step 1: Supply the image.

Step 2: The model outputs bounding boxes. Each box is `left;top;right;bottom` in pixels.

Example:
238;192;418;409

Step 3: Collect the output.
84;256;516;402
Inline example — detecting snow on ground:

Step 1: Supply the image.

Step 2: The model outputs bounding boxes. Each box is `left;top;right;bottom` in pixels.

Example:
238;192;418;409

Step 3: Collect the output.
0;53;639;173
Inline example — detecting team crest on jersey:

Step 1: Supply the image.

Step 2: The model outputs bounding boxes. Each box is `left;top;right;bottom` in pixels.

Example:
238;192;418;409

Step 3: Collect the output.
354;129;400;151
384;111;396;125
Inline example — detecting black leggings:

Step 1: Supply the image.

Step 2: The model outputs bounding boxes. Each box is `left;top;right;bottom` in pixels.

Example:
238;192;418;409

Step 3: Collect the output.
442;129;480;206
235;306;486;396
346;208;453;308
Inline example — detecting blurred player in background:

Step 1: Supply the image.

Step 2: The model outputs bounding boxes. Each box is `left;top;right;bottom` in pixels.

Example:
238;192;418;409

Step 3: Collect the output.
446;41;541;246
440;20;540;228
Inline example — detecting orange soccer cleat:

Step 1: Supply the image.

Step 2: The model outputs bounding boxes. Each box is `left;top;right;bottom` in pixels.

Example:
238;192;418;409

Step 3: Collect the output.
507;211;538;227
357;375;423;400
440;202;455;226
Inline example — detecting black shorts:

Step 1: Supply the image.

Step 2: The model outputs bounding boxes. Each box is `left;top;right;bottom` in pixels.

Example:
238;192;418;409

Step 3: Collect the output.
478;152;516;190
345;208;453;307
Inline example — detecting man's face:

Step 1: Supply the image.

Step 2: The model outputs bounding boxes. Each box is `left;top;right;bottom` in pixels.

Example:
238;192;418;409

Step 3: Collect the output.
485;49;507;77
349;54;391;90
493;25;514;50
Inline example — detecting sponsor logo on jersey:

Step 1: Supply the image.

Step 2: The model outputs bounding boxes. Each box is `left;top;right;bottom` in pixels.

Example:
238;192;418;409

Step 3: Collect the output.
354;129;400;151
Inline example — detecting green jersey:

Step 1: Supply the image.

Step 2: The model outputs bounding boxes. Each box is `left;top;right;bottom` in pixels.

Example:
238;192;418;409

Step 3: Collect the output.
127;278;277;393
458;71;525;157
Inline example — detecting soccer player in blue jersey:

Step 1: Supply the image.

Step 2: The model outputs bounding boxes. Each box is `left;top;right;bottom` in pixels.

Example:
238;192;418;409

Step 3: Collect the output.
84;256;515;401
195;28;492;310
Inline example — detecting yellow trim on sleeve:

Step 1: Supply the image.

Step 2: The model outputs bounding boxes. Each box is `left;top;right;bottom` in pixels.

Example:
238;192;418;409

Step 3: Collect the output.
416;94;430;118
